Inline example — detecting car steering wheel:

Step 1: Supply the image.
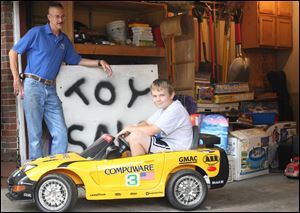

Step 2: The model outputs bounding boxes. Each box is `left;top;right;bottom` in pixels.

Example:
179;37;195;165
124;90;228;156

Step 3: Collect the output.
118;135;131;152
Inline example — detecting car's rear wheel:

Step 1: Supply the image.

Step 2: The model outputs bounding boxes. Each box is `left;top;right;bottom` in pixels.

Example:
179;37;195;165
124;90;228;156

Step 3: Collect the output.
166;169;207;211
35;173;78;212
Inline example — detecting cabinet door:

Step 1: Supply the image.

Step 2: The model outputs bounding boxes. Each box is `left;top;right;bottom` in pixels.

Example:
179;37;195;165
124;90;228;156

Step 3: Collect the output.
259;15;276;47
276;17;292;48
173;38;195;97
277;1;293;17
258;1;276;15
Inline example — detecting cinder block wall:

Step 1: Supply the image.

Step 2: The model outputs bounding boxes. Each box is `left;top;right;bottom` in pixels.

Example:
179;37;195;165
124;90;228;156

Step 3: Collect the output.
1;1;18;188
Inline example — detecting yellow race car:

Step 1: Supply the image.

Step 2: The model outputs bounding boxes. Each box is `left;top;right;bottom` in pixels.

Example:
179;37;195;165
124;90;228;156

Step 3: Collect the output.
6;128;229;212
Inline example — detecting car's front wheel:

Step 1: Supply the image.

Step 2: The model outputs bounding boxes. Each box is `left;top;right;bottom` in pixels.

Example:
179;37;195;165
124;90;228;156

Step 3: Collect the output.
166;169;208;211
35;173;78;212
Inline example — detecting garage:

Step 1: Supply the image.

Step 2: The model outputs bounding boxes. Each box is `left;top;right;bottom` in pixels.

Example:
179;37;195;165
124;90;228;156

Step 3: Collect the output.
1;1;299;212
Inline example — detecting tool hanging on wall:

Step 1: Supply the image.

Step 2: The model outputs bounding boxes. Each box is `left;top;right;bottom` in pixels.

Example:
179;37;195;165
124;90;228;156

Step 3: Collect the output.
212;2;219;83
228;8;250;82
193;4;212;81
221;6;231;83
205;4;216;84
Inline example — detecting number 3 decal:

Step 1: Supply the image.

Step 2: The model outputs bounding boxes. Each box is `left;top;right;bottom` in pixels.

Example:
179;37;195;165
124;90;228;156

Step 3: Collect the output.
126;173;139;186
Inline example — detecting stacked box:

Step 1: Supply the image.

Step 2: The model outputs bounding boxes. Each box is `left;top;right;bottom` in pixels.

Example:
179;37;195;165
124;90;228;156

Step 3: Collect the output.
197;102;239;113
214;82;250;94
228;128;269;181
214;92;254;104
265;122;297;169
239;101;278;125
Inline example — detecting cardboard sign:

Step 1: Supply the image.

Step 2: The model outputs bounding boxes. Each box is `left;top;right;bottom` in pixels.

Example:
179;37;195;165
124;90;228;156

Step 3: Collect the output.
56;65;158;153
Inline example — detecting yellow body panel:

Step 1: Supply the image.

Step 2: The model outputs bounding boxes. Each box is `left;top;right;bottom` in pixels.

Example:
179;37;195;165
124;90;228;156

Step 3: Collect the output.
25;148;222;200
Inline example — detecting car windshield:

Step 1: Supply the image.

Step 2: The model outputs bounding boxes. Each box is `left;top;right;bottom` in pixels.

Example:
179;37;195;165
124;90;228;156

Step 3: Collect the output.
80;135;115;159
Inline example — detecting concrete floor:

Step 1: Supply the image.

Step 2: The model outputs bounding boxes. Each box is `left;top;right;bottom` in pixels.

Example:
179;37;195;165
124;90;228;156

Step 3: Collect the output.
1;173;299;212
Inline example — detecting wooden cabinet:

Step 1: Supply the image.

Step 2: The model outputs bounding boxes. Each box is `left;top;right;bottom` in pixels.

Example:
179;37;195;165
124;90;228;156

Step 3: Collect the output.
242;1;293;49
277;1;293;17
258;1;276;14
59;1;167;75
160;15;196;97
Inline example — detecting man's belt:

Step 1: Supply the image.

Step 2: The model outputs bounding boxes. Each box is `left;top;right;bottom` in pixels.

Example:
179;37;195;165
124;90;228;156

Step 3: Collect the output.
22;74;56;86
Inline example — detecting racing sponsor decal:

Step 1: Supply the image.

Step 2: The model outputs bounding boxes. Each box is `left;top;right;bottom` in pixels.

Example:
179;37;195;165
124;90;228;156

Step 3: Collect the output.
63;153;70;159
179;156;198;164
23;193;32;198
90;193;106;196
101;134;113;142
104;164;154;175
145;191;163;196
207;166;217;171
211;180;224;185
203;154;219;165
126;173;139;186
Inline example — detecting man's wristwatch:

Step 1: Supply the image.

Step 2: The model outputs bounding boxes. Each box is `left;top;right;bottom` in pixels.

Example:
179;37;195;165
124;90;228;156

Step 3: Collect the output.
97;60;101;67
19;73;25;80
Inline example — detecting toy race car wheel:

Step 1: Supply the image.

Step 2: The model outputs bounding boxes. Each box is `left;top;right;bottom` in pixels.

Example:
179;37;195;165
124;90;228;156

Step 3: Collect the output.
166;169;208;211
35;173;78;212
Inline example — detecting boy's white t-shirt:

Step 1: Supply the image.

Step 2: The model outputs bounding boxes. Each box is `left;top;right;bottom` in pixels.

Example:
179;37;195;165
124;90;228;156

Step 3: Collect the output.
147;100;193;151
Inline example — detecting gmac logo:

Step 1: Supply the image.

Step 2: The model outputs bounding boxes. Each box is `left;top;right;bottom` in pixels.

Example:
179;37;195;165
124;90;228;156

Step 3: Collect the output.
179;156;198;164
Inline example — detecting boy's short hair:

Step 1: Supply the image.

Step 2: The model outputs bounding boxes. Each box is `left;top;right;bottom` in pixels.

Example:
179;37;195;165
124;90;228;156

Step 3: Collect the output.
49;1;64;10
150;79;174;95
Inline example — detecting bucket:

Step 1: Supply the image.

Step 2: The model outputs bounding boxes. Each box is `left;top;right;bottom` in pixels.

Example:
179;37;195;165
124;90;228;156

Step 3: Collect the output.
106;20;127;44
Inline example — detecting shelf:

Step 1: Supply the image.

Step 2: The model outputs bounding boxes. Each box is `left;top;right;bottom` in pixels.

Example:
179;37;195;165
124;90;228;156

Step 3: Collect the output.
75;43;165;57
74;1;167;12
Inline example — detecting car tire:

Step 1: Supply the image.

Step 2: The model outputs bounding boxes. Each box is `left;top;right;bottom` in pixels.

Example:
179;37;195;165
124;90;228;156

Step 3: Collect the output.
35;173;78;212
166;169;208;211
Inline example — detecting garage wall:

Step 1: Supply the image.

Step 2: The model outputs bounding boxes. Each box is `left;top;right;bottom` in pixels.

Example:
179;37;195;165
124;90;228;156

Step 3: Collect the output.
277;1;299;133
1;1;18;188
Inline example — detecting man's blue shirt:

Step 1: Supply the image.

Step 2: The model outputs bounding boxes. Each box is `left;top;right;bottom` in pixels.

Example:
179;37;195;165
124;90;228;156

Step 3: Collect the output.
13;23;81;80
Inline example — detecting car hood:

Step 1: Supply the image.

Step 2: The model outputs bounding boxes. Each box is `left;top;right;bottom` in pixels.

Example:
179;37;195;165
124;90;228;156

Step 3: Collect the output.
20;153;87;174
28;153;86;165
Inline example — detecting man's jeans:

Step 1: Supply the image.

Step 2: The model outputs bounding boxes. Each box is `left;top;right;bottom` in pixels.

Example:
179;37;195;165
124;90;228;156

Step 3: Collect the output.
23;78;68;160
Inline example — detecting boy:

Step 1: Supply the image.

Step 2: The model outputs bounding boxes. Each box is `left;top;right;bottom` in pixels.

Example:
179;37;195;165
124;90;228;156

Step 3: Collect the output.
117;79;192;156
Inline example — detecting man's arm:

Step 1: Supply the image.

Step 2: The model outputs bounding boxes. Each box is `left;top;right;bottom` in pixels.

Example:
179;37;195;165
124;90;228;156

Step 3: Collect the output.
9;49;24;98
79;58;112;76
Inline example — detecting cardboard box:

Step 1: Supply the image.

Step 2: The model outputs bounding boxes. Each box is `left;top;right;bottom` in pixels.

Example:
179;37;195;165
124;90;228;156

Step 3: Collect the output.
197;102;239;113
214;82;250;94
227;155;235;183
214;92;254;104
266;122;297;169
228;128;269;181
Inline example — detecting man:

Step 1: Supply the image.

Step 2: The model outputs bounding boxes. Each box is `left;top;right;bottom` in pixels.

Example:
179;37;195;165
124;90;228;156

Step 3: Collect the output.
9;2;113;160
117;79;192;156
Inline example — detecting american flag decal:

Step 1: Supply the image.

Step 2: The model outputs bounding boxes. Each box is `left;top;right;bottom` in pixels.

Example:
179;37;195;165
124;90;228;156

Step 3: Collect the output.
140;172;155;180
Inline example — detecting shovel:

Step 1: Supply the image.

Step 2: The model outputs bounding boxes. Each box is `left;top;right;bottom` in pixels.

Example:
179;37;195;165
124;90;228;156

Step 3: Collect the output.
221;7;231;83
228;8;250;82
193;5;212;81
